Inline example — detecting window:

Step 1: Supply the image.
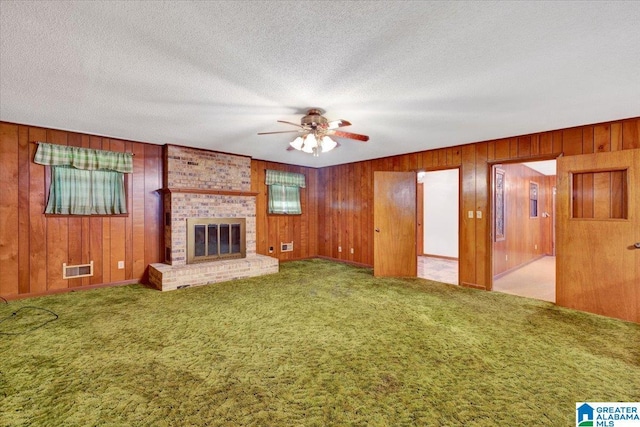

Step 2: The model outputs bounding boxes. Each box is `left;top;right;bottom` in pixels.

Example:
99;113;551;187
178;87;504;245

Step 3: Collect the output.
529;182;539;218
265;170;305;215
34;142;133;215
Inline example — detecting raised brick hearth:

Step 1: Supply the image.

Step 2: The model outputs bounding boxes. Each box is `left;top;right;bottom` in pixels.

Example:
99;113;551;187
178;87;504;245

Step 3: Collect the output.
148;145;278;291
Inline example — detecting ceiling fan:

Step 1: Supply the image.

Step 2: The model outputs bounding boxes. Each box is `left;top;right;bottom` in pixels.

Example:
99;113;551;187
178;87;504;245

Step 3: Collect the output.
258;108;369;156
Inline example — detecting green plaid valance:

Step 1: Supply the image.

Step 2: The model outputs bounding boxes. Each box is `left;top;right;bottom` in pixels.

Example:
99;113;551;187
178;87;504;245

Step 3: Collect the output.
265;170;306;188
34;142;133;173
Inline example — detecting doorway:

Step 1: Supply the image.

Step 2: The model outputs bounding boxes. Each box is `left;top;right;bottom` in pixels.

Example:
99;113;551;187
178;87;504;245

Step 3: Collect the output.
417;168;460;285
491;160;556;301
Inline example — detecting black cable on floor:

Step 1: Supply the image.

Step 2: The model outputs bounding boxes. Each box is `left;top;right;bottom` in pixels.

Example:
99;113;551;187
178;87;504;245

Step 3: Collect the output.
0;306;59;335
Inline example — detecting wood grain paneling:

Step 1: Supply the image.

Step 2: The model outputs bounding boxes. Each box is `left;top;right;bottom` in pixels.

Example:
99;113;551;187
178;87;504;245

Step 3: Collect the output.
18;126;31;293
0;122;163;298
373;171;416;277
28;127;48;294
250;160;318;262
557;149;639;323
0;123;19;295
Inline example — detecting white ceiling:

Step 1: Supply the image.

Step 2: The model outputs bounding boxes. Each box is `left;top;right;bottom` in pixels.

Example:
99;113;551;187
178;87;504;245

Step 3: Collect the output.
522;160;556;176
1;1;639;168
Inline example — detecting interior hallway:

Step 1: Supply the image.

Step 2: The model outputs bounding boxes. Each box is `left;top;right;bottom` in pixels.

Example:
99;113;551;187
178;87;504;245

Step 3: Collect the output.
492;256;556;302
418;255;556;303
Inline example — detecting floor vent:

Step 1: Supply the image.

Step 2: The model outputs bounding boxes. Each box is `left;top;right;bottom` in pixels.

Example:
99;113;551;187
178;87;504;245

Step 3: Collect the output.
63;261;94;279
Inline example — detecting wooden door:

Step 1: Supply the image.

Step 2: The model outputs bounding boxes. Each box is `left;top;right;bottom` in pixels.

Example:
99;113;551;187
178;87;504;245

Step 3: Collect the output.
417;182;424;256
557;149;640;323
374;171;417;277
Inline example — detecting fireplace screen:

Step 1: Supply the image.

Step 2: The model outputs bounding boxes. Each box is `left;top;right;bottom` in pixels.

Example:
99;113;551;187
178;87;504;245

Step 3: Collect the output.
187;218;246;263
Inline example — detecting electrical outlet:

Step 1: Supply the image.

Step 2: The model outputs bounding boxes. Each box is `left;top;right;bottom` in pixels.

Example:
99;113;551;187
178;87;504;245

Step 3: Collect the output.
338;246;342;252
350;248;354;254
505;255;508;261
117;261;124;270
269;246;274;254
534;244;538;250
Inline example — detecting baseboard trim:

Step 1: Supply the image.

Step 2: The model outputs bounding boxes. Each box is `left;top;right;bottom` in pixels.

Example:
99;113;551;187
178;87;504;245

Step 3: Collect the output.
461;282;486;290
421;254;459;261
315;256;372;268
0;279;140;301
493;254;548;280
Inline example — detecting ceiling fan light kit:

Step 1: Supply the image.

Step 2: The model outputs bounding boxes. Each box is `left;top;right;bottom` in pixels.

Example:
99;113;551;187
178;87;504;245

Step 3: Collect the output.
292;134;338;157
259;108;369;157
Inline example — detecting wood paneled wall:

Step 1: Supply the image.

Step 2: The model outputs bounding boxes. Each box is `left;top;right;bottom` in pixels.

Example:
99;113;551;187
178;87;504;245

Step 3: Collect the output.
251;160;318;261
492;163;555;277
2;117;639;298
317;117;640;289
0;122;164;298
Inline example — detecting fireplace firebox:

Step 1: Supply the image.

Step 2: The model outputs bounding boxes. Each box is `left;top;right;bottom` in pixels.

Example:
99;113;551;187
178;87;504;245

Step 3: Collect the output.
187;218;246;264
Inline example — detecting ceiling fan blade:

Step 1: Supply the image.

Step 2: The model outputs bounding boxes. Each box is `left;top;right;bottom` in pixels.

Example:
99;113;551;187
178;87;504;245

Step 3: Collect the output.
328;119;351;129
257;130;306;135
277;120;304;128
330;130;369;142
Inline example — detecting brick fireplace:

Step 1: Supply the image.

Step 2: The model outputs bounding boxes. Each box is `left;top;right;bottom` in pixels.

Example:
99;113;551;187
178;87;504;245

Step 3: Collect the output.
148;145;278;291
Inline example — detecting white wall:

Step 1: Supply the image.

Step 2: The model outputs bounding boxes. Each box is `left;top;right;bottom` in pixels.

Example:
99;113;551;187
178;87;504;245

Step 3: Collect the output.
423;169;459;258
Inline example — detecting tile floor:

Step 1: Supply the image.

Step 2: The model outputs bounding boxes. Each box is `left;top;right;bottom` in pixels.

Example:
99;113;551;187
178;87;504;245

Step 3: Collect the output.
417;255;556;303
417;256;458;285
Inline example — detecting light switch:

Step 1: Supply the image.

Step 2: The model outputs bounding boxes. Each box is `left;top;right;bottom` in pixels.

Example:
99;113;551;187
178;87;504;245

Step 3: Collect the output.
476;210;482;219
468;211;474;219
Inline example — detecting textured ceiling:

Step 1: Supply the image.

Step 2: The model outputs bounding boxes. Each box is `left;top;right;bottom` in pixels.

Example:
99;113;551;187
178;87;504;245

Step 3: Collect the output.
1;1;639;168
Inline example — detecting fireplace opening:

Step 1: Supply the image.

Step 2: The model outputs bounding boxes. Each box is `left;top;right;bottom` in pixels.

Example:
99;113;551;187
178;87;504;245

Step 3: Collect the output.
187;218;246;263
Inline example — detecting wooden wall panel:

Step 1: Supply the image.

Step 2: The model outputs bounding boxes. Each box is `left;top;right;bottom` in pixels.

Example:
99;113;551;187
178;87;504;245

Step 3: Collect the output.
250;160;318;262
475;143;489;286
622;119;640;149
0;123;19;296
143;144;163;282
0;122;163;299
460;145;477;287
28;127;48;294
131;142;147;279
18;126;31;294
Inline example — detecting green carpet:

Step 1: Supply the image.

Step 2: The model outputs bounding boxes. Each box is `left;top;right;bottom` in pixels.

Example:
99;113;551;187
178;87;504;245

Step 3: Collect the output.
1;259;638;426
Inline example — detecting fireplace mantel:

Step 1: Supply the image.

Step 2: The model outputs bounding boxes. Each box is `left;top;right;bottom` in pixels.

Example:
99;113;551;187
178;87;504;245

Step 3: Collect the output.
161;188;259;197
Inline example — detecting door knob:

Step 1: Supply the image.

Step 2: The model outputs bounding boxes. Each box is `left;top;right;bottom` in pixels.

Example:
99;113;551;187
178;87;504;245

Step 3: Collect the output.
635;242;640;249
375;228;380;232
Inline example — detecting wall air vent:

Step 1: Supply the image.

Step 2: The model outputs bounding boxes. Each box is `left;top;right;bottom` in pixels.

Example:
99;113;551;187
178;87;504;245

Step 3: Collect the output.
63;261;94;279
281;241;294;252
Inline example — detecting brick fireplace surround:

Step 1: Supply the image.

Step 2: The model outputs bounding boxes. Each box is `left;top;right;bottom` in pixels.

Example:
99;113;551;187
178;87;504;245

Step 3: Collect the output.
149;145;278;291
